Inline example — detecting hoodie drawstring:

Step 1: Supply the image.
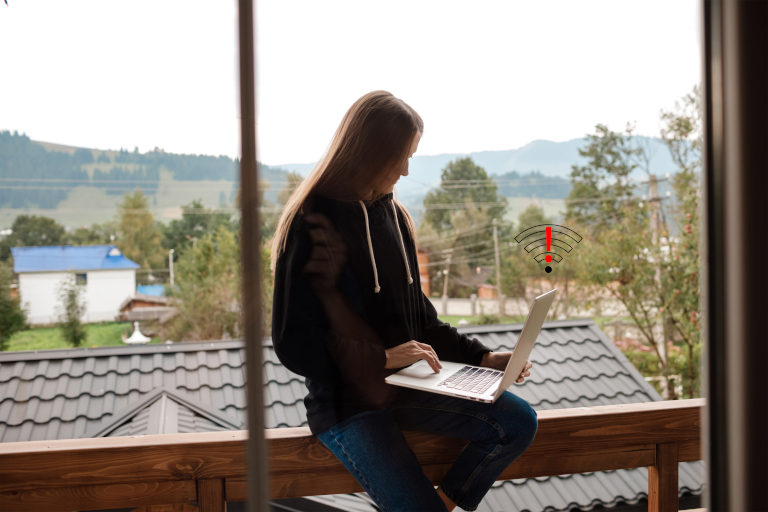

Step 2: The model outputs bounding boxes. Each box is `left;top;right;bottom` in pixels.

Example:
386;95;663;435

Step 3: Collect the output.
358;200;381;293
390;201;414;286
358;199;413;293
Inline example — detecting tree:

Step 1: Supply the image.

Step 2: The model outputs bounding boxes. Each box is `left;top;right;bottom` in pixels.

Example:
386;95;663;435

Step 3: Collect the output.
57;274;87;348
0;264;27;351
418;158;510;297
115;191;165;269
73;148;94;165
163;226;242;342
565;124;641;230
0;215;66;261
565;103;703;399
565;124;677;394
423;157;507;232
0;131;88;210
658;86;702;399
277;171;304;206
65;222;118;246
163;199;234;253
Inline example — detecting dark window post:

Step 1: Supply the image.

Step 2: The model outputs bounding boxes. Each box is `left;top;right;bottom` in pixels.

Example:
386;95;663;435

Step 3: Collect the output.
702;0;768;510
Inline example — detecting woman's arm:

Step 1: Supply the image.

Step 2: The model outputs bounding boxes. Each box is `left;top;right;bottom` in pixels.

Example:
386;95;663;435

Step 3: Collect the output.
419;289;493;366
303;213;442;385
271;216;344;388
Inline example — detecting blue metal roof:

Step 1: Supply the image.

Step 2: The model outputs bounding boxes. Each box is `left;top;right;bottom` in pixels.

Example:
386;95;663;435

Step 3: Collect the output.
11;245;140;273
136;285;165;297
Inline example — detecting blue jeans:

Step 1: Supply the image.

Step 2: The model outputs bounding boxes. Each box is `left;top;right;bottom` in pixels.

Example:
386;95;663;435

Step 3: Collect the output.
315;388;539;512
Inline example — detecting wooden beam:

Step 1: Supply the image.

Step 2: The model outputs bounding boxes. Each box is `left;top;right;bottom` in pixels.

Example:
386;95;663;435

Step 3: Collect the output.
678;438;702;462
0;479;196;512
132;505;200;512
649;443;679;512
0;399;704;503
197;479;225;512
0;431;249;493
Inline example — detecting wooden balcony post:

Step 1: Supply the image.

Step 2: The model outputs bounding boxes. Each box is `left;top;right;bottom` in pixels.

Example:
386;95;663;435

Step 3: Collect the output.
648;443;678;512
197;479;226;512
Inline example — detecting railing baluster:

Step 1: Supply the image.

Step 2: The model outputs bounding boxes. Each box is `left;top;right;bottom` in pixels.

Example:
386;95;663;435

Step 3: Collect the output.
197;479;226;512
649;442;679;512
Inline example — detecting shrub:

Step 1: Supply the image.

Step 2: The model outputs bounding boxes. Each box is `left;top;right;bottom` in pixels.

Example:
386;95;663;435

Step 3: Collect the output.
57;275;87;347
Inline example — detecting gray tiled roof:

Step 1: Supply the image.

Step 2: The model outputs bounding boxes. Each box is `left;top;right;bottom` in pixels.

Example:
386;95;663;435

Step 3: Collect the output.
0;342;253;442
463;320;704;512
0;319;703;512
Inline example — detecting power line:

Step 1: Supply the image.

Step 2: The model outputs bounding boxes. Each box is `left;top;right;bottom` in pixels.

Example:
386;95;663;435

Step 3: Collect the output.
0;177;285;185
414;202;508;210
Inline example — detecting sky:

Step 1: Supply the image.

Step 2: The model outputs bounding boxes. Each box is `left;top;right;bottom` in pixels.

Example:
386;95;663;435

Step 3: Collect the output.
0;0;701;166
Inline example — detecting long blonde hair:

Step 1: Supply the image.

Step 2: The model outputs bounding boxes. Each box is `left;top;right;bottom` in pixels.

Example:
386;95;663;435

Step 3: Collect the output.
270;90;423;271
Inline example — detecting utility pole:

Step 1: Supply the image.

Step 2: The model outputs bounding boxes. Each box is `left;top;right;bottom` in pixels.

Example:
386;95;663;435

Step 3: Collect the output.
441;250;452;316
169;249;175;286
648;175;669;397
492;218;504;316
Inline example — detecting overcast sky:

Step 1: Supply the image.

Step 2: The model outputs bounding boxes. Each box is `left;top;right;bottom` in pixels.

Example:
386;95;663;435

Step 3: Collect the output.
0;0;701;166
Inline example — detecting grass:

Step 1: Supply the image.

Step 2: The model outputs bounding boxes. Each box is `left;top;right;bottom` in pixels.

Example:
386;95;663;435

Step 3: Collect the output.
5;322;161;352
439;315;527;326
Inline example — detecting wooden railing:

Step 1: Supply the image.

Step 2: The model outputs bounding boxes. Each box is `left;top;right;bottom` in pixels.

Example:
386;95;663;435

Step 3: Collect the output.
0;399;703;512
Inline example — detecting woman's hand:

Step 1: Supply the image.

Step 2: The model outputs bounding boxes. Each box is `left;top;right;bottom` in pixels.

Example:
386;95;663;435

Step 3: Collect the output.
480;352;532;383
385;341;443;373
302;213;348;297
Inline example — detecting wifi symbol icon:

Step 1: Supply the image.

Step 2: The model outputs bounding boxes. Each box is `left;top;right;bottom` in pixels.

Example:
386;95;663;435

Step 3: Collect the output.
514;224;583;273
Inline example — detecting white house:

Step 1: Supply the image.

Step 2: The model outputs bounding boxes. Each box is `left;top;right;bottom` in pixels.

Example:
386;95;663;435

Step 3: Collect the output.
11;245;140;325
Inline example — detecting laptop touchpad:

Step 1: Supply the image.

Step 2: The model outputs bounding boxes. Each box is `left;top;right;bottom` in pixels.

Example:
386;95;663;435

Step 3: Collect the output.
398;360;439;379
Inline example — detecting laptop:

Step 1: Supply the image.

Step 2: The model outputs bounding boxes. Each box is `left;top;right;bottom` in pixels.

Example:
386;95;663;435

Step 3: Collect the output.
385;289;557;403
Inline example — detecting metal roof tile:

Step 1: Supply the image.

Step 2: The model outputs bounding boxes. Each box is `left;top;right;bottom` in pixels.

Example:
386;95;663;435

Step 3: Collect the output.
0;321;701;511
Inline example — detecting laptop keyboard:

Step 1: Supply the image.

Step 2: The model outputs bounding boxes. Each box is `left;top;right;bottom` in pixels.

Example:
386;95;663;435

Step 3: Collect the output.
437;366;503;395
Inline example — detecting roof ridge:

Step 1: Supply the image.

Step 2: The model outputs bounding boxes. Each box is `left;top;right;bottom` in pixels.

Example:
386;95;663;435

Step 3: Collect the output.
83;386;243;438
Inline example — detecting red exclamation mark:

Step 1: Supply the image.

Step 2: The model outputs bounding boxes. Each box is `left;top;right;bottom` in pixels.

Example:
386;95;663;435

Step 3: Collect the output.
545;227;553;262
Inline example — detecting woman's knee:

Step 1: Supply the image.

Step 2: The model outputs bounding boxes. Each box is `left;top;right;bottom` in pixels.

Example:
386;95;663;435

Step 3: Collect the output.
518;400;538;445
497;392;538;446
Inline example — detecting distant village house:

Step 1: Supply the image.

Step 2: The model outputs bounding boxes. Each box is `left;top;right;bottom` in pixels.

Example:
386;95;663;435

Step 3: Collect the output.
11;245;139;325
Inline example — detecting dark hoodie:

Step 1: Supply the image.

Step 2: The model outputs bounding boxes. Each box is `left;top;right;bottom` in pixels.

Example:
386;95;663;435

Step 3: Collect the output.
272;192;493;435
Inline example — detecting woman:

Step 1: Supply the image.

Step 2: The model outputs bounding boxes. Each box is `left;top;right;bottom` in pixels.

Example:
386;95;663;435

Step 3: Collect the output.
271;91;537;512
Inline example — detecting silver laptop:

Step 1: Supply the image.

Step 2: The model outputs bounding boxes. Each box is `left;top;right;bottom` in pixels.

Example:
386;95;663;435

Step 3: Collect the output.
385;289;557;403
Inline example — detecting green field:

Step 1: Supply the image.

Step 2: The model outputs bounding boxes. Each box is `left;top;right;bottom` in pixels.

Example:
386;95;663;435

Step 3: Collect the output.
502;197;566;225
0;168;238;230
5;322;161;352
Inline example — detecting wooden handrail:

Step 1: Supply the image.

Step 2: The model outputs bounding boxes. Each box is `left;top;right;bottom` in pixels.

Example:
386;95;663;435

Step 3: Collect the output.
0;398;703;512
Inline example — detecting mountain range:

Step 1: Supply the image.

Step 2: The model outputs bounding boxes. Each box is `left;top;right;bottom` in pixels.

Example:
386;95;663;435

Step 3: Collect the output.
273;136;680;183
0;133;680;229
274;137;680;215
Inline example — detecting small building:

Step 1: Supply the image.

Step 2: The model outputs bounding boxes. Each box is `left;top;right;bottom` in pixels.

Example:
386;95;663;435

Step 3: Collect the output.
477;283;498;298
119;293;177;323
11;245;139;325
417;248;430;296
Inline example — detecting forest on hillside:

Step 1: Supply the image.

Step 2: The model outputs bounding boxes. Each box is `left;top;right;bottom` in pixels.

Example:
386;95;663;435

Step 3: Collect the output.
0;131;288;209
